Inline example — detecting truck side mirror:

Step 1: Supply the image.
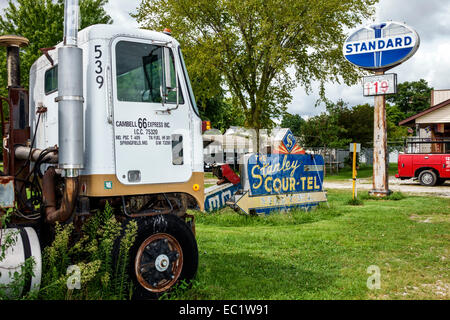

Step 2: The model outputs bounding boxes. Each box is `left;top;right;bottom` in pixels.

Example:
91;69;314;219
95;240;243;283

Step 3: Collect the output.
163;47;172;91
162;46;179;110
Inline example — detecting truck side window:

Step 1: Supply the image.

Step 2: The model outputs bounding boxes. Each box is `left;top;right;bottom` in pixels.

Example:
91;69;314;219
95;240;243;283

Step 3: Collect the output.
178;48;199;116
116;41;183;104
44;65;58;95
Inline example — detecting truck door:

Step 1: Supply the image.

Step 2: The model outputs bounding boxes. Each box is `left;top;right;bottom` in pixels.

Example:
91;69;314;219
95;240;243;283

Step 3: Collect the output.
111;38;192;185
398;154;413;177
442;155;450;178
414;154;441;174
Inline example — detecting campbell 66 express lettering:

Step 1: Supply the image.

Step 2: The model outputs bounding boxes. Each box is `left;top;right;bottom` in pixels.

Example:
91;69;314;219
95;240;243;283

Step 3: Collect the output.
114;119;171;146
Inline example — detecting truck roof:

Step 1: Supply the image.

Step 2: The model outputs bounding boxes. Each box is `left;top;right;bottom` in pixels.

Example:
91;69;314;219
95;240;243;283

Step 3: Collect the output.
77;24;178;46
30;24;179;73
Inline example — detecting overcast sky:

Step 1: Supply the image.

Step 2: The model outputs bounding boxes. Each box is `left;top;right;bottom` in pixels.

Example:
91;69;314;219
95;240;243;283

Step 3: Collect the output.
2;0;449;119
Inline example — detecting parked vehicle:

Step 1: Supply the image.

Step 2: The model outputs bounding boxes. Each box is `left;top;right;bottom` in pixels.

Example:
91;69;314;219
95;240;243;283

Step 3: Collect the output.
396;140;450;186
0;0;203;298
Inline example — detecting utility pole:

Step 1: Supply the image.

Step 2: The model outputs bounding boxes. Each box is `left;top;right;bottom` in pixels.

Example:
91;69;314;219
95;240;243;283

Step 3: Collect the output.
343;21;420;198
369;70;392;197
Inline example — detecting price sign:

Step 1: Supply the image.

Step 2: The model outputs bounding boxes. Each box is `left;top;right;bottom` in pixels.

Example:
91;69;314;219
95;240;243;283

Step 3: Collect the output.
362;73;397;96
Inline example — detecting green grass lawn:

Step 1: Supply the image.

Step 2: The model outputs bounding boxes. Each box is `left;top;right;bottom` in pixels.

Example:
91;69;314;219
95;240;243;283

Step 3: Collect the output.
325;163;398;181
181;189;449;300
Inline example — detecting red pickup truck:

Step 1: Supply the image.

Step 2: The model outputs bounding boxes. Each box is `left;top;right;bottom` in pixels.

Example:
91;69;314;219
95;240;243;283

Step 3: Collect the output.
396;153;450;186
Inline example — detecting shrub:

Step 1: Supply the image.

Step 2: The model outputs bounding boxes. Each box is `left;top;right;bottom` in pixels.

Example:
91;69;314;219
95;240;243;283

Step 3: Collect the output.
0;203;138;300
346;198;364;206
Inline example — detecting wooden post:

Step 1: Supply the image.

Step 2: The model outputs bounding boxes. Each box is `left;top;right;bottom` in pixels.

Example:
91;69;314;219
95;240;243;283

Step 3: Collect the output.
352;143;357;200
370;70;392;197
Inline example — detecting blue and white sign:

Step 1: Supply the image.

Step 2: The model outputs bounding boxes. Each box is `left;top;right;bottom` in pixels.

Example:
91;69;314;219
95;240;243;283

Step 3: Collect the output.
282;129;297;153
205;183;241;212
343;21;420;70
232;153;327;215
247;154;324;196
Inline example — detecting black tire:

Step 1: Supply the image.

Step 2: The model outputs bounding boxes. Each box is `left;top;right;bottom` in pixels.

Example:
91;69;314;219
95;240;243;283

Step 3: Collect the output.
418;170;437;186
128;214;198;300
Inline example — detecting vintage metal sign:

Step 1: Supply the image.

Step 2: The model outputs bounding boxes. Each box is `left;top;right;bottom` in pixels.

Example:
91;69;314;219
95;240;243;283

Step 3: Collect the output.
231;130;327;215
234;190;327;215
274;129;305;154
362;73;397;96
343;21;420;70
247;153;324;196
205;183;241;212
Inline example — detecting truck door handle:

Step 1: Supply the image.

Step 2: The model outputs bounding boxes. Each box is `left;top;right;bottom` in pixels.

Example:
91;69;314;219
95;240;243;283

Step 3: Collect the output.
402;163;404;168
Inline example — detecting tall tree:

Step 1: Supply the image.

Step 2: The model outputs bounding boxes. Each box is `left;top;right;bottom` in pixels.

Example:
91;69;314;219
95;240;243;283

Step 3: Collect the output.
301;112;350;149
386;79;433;119
386;103;409;143
199;96;245;133
0;0;112;96
280;112;305;137
133;0;378;141
301;100;375;148
337;103;374;147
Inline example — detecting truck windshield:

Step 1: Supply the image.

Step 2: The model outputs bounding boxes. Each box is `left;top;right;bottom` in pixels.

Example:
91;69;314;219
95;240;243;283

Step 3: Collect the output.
116;40;183;104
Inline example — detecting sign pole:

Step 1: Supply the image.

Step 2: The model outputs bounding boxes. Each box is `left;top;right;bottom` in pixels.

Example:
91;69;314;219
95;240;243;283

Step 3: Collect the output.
342;21;420;197
352;143;357;200
370;70;391;197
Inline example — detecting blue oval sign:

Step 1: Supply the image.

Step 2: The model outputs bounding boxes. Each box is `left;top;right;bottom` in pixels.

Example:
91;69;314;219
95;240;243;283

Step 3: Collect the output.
343;21;420;70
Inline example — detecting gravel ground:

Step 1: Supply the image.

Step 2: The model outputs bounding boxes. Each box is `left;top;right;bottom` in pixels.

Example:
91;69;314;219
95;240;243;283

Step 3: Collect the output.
324;178;450;198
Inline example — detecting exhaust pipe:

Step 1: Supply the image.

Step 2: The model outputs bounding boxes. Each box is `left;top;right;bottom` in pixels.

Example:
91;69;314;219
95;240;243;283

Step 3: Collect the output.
0;35;29;88
56;0;84;176
41;0;83;223
42;167;79;223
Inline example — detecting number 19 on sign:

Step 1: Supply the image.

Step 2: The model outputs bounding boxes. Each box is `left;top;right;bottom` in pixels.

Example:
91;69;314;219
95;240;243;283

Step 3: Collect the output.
362;73;397;96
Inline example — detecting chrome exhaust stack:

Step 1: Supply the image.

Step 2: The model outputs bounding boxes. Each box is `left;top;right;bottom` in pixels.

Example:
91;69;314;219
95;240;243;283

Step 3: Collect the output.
56;0;84;177
42;0;83;224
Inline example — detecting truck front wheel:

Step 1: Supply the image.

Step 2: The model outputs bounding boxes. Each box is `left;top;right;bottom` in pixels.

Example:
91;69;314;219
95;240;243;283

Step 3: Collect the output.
418;170;437;186
129;214;198;299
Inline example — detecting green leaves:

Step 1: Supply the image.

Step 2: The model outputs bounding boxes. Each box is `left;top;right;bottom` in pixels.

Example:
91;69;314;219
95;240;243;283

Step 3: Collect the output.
37;206;138;300
386;79;433;119
280;113;305;137
134;0;378;132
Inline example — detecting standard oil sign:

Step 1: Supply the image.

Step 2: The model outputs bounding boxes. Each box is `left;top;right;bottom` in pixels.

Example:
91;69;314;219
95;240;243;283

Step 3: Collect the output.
343;21;420;70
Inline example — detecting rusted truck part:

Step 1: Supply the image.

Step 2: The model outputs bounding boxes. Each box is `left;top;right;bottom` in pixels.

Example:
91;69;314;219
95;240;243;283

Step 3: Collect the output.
0;176;15;209
42;166;79;223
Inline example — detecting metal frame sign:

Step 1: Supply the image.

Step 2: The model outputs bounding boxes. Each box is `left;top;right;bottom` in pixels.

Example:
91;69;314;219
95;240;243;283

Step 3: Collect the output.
205;183;241;212
362;73;397;96
237;153;327;215
349;143;361;153
343;21;420;70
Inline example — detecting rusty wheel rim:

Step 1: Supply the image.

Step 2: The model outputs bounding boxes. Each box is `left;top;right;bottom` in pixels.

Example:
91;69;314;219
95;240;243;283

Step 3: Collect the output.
135;233;183;293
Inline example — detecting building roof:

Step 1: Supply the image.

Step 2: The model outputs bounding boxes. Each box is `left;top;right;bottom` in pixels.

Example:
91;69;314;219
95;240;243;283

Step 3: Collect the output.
398;98;450;126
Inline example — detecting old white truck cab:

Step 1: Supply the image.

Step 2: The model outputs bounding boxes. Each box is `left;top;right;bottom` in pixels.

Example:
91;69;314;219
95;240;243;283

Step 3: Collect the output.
29;24;204;208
